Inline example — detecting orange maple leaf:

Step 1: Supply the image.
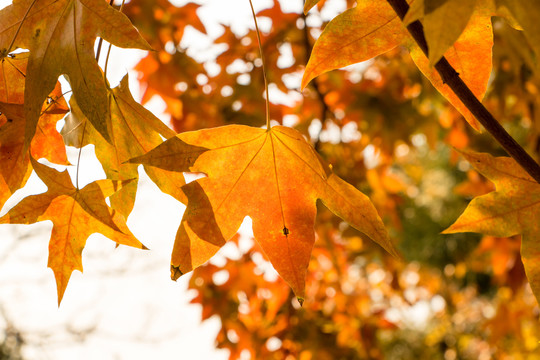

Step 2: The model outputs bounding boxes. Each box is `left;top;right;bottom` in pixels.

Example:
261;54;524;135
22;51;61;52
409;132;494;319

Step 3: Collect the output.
407;7;492;130
0;0;152;147
301;0;493;130
0;158;146;304
444;151;540;303
129;125;398;301
0;53;68;209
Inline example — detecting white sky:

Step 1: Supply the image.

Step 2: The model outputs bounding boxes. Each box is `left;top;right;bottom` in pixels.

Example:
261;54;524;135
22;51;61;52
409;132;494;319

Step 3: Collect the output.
0;0;347;359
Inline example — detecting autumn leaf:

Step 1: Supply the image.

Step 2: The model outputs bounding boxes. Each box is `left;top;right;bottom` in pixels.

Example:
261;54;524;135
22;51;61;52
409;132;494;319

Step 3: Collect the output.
302;0;492;130
0;0;152;148
0;53;26;107
301;0;408;90
0;53;69;166
0;53;68;209
407;8;492;130
0;53;30;209
0;113;31;210
497;0;540;67
0;157;146;304
443;151;540;303
403;0;477;64
129;125;398;300
61;75;186;216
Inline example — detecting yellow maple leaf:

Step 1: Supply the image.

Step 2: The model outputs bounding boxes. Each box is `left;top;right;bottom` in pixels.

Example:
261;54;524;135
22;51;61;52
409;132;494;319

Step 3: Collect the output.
61;75;186;217
0;157;146;304
444;150;540;303
404;0;478;65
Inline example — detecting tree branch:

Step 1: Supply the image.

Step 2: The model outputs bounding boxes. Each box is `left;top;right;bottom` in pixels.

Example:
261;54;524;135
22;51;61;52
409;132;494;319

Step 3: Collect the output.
386;0;540;184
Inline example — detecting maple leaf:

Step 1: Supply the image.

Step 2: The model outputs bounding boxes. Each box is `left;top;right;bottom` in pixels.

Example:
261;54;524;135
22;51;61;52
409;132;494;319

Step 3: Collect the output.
0;113;31;210
61;75;186;216
301;0;493;131
443;151;540;303
403;0;477;64
0;52;69;165
407;8;492;130
129;125;398;300
0;157;146;304
497;0;540;66
0;0;152;148
301;0;408;90
0;53;68;209
0;53;26;106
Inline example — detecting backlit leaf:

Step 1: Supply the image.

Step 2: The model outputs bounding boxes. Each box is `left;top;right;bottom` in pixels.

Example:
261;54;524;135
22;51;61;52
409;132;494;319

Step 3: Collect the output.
303;0;492;130
301;0;408;90
497;0;540;67
61;75;186;216
404;0;477;64
0;0;152;148
129;125;398;299
0;54;68;209
408;10;492;130
444;151;540;303
0;157;145;304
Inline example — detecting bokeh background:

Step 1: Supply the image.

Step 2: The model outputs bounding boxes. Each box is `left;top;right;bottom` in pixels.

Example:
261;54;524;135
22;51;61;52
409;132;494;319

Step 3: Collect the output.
1;0;540;359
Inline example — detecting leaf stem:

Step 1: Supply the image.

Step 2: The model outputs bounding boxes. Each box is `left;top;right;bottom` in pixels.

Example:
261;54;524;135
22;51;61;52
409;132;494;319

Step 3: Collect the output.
95;0;116;62
77;0;115;189
248;0;271;130
103;0;127;78
386;0;540;184
75;120;88;190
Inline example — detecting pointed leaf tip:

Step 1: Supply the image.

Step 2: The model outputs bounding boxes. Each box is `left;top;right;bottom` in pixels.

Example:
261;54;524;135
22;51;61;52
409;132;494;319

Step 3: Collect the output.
302;0;408;91
303;0;322;14
171;266;183;281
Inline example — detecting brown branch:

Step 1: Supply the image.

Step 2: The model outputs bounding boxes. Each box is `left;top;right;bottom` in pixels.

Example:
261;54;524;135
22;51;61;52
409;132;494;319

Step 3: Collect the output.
386;0;540;184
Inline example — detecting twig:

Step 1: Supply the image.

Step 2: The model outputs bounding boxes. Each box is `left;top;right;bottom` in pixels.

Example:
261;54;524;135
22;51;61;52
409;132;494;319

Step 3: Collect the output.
386;0;540;183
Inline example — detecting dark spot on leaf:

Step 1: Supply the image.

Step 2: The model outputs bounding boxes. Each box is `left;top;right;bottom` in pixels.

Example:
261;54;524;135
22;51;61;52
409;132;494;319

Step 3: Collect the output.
283;227;289;236
34;29;40;38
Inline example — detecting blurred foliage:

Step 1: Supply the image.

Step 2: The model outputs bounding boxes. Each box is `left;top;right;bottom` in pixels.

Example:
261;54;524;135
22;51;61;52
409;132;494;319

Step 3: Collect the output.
123;0;540;358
